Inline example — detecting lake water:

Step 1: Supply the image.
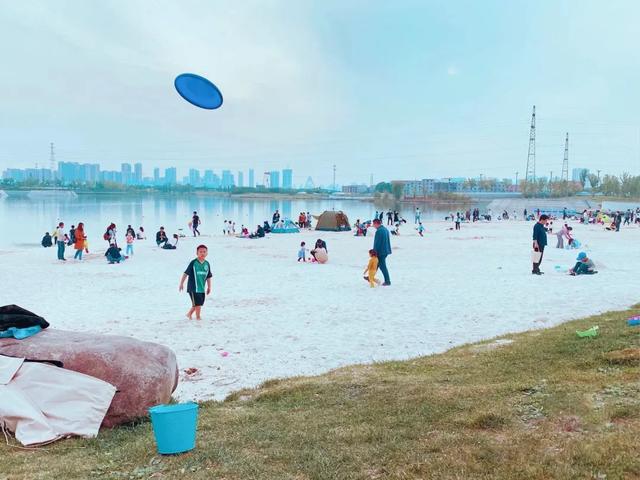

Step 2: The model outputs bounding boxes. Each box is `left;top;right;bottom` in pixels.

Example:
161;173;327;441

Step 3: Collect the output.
0;193;483;248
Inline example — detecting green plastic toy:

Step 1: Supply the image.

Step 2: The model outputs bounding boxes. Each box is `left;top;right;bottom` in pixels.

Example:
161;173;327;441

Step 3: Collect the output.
576;326;599;338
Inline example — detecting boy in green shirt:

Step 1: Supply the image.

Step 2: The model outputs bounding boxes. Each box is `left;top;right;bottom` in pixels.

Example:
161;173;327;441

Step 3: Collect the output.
179;245;212;320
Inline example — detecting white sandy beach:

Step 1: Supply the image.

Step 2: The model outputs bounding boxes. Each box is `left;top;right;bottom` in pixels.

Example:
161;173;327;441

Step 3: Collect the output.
1;219;639;401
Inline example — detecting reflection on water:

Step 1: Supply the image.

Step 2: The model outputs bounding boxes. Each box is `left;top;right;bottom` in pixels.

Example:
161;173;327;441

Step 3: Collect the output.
0;194;487;248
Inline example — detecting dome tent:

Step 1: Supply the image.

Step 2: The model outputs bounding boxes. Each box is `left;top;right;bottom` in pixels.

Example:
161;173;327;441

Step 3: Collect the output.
271;219;300;234
314;211;351;232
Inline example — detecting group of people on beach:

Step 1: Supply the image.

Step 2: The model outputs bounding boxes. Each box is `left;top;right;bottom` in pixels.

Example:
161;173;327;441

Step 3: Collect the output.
43;221;89;261
44;221;148;263
531;213;598;277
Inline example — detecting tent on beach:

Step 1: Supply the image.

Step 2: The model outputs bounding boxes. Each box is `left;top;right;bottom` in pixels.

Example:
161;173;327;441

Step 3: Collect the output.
271;219;300;234
314;211;351;232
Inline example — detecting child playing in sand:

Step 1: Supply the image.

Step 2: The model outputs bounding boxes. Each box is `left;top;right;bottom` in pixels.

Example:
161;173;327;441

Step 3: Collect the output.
417;222;424;237
179;245;212;320
363;249;381;288
570;252;597;276
298;241;308;262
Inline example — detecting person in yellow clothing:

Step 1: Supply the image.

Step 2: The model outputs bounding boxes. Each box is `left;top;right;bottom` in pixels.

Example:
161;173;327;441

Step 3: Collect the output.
363;249;381;288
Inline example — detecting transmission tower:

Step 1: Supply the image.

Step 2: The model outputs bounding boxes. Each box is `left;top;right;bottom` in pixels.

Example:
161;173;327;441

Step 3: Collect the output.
561;132;569;182
525;106;536;183
49;142;56;178
332;164;336;191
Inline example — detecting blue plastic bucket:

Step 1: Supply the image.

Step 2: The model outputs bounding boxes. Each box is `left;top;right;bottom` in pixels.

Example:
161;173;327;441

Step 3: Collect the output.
149;402;198;454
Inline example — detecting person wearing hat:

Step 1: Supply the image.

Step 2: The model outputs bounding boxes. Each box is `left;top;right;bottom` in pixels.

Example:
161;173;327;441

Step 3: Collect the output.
570;252;597;276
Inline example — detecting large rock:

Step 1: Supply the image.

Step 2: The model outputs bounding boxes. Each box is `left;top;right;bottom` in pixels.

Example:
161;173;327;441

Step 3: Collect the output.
0;329;178;427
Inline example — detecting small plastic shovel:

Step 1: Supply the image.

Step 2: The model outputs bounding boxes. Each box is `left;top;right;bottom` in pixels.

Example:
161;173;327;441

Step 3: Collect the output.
576;326;599;338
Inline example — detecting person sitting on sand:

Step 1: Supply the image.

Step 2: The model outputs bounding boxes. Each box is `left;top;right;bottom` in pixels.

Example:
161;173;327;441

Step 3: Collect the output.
263;221;271;234
570;252;597;276
105;244;124;264
41;232;53;248
417;222;424;237
137;226;146;240
162;234;179;250
249;225;265;238
310;239;327;261
156;227;168;247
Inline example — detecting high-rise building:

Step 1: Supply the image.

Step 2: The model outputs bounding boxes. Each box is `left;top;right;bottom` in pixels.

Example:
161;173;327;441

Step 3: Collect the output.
572;168;588;182
237;171;244;188
248;169;255;188
81;163;100;183
165;167;177;185
153;168;160;185
188;168;201;186
134;163;143;184
121;163;132;184
269;170;280;189
282;168;293;189
221;170;235;189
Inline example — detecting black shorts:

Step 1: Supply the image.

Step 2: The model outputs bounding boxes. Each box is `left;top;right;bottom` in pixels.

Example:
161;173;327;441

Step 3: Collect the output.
189;292;205;307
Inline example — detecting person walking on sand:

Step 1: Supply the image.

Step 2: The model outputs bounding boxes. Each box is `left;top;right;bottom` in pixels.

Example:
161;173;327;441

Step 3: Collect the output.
372;218;392;285
56;222;67;261
73;222;86;260
363;249;381;287
179;244;212;321
298;241;308;262
192;211;201;237
532;214;549;275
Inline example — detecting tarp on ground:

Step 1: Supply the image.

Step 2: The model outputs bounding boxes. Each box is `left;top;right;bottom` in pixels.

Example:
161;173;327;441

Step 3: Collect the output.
271;219;300;233
0;355;115;446
315;211;351;231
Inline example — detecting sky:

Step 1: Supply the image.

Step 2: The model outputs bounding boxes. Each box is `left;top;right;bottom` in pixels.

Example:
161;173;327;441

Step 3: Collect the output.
1;0;639;186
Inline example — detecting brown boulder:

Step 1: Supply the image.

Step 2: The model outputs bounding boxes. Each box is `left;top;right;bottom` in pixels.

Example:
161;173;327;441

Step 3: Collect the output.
0;329;179;427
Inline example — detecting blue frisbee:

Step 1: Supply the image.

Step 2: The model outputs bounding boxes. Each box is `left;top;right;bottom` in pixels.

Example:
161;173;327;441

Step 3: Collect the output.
174;73;223;110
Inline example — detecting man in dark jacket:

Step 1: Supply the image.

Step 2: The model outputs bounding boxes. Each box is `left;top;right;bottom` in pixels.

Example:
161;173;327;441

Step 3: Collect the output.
156;227;168;247
372;218;392;285
532;214;549;275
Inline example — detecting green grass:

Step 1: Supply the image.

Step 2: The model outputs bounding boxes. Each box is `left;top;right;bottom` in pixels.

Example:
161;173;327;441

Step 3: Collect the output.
2;307;639;480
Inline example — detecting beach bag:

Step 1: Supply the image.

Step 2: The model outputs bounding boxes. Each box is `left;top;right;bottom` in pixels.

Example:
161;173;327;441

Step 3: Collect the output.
531;250;542;263
103;232;110;241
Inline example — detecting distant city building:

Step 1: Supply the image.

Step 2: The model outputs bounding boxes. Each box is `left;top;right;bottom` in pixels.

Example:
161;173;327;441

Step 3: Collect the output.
165;167;177;185
269;170;280;189
188;168;201;187
304;176;315;190
153;167;160;185
248;169;255;188
221;170;235;189
342;184;369;194
121;163;132;185
134;163;143;184
237;171;244;188
282;168;293;189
